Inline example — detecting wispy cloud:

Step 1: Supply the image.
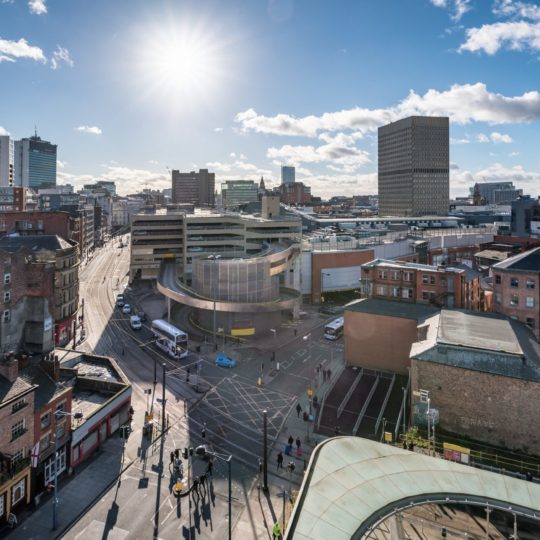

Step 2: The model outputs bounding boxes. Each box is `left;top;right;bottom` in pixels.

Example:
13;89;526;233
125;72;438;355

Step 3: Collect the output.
74;125;102;135
0;126;9;136
452;131;513;144
28;0;46;15
493;0;540;20
429;0;472;21
0;37;46;63
236;83;540;138
50;46;73;70
490;131;513;143
214;127;223;132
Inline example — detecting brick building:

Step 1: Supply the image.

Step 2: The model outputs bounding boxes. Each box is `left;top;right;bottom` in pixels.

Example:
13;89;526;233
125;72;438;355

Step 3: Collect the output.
0;236;80;349
279;182;311;205
359;259;486;310
411;310;540;456
492;247;540;342
0;355;36;524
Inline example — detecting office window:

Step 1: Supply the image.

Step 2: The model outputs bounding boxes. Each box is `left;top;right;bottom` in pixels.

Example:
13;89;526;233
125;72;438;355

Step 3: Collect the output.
3;273;10;285
422;275;428;284
40;412;50;429
526;297;534;308
510;278;519;288
376;285;387;296
510;294;519;306
526;280;535;289
495;275;501;284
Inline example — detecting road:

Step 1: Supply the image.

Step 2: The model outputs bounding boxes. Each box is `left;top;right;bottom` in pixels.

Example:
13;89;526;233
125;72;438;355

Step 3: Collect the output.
68;237;344;538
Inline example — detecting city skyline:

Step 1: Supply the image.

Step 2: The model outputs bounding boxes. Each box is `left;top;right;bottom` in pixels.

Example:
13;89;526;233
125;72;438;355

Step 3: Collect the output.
1;0;540;198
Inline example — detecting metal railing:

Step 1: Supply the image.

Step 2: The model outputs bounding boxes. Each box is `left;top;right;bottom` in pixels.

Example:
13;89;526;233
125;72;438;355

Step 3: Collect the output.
374;374;395;435
353;376;379;436
316;365;345;431
337;369;363;419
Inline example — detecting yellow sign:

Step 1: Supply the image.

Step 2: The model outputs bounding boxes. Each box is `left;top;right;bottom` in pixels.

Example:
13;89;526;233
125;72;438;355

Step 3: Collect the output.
145;413;153;423
231;327;255;336
307;388;313;397
384;432;393;443
443;442;470;455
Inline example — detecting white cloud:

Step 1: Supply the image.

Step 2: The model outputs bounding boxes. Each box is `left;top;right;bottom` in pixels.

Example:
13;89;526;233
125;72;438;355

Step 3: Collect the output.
56;160;67;169
508;151;520;156
0;126;9;135
459;21;540;54
28;0;46;15
476;133;490;142
50;46;73;70
490;131;513;143
74;125;102;135
493;0;540;20
430;0;472;21
0;37;46;63
148;159;159;165
267;133;371;173
214;127;223;132
236;83;540;138
206;157;272;180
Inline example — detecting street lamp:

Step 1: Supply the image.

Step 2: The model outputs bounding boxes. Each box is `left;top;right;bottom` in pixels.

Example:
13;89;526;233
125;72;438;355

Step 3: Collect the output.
52;410;83;531
208;254;221;350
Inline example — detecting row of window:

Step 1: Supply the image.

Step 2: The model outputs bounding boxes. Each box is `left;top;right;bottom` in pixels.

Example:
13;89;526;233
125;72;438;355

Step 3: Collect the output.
495;294;535;308
375;285;414;299
495;275;536;289
377;270;414;281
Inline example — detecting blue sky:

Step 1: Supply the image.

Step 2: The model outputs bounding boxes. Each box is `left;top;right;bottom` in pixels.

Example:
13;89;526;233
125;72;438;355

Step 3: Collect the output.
1;0;540;198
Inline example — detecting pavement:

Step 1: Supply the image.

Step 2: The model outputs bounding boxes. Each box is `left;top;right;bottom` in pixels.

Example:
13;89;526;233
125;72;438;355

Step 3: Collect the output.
3;298;343;540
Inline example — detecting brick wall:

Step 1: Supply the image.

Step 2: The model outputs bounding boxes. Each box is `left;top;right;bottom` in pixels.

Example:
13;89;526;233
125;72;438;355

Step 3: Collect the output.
411;359;540;455
344;311;417;374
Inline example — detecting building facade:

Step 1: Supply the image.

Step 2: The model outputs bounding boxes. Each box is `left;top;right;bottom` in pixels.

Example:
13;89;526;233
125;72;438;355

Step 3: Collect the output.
279;182;311;205
14;135;57;190
492;247;540;342
221;180;259;209
472;181;522;205
281;165;295;185
378;116;449;217
0;135;14;188
171;169;215;207
511;195;540;237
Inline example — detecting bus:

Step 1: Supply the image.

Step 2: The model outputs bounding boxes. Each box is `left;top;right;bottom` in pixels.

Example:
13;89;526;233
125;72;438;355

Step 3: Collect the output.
323;317;344;340
151;319;189;359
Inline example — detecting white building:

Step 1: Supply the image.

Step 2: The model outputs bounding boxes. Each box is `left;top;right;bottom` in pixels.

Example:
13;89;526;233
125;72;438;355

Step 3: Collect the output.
0;135;14;187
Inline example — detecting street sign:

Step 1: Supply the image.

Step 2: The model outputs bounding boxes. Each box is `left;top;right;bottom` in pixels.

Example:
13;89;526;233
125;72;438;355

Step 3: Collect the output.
307;388;313;397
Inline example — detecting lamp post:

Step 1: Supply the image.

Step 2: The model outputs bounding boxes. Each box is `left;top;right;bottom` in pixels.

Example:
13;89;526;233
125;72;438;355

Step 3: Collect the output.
208;254;221;350
52;410;83;531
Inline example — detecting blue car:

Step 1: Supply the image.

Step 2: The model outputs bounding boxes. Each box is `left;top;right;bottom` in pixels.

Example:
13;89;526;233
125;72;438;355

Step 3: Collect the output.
215;354;236;368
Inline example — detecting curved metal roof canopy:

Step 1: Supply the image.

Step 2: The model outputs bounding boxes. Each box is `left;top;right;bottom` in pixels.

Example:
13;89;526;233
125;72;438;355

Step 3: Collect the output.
286;438;540;539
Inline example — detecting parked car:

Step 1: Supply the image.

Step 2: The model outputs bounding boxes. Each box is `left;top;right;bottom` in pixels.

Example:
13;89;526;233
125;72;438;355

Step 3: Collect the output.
130;315;142;330
116;294;125;307
137;310;147;322
122;304;132;315
215;354;236;368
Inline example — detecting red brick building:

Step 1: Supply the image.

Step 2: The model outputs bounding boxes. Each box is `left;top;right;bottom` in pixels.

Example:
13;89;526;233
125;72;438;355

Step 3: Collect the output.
279;182;311;205
492;247;540;342
359;258;486;310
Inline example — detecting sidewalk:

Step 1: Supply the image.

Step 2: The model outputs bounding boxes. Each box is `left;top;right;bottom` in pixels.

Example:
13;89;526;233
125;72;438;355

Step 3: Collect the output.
4;408;147;540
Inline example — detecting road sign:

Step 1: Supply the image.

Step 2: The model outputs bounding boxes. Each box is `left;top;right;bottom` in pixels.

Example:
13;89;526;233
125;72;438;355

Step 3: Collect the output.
307;388;313;397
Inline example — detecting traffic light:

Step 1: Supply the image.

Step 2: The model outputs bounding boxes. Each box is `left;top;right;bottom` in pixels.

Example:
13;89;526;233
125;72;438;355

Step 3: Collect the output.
119;425;131;440
174;448;180;459
201;424;206;439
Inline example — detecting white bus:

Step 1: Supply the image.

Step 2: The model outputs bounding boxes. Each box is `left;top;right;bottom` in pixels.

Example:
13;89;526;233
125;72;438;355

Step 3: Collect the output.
151;319;189;359
324;317;344;340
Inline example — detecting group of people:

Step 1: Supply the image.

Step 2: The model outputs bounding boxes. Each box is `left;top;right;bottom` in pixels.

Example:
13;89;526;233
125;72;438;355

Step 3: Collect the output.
277;435;302;469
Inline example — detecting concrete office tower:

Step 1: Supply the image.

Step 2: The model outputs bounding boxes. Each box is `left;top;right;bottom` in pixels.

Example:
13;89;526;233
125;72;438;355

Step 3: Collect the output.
378;116;449;217
0;135;14;187
281;165;295;185
171;169;215;206
14;134;57;190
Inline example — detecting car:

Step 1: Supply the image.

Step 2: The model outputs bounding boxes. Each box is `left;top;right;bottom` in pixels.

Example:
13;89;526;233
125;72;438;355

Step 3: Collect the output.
195;444;213;460
130;315;142;330
122;304;132;315
116;294;125;307
215;354;236;368
137;310;147;322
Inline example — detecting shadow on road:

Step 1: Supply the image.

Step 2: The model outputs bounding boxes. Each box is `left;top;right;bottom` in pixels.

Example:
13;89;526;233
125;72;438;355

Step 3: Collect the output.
152;428;166;540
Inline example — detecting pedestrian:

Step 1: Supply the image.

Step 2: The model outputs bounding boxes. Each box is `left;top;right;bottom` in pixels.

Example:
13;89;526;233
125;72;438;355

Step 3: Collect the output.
187;367;190;382
207;459;213;477
295;437;301;451
296;403;302;418
294;328;297;337
277;451;283;470
170;451;175;464
273;521;282;539
288;434;294;447
327;368;332;380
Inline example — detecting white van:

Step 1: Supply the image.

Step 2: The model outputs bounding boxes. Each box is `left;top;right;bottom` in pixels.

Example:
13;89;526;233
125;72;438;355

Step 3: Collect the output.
130;315;142;330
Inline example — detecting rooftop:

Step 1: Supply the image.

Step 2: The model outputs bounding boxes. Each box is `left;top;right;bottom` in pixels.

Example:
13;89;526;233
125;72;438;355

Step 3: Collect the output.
286;437;540;540
0;234;73;252
345;298;439;320
362;258;465;274
0;372;34;405
492;247;540;272
474;249;509;261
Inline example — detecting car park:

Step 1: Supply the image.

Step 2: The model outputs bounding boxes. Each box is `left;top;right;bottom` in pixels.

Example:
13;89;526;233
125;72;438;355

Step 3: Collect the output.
215;354;236;368
122;304;132;314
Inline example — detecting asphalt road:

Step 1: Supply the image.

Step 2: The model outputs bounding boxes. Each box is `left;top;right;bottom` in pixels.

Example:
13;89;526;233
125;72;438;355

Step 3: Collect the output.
70;237;344;538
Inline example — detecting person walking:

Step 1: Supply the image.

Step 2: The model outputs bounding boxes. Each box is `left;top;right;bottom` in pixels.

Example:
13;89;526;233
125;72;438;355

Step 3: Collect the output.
296;403;302;418
207;459;213;477
277;451;283;470
295;437;302;457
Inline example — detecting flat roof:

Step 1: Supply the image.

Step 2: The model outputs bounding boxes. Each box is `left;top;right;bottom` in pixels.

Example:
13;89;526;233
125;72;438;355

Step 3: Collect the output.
345;298;439;320
286;438;540;539
71;388;110;419
438;310;523;355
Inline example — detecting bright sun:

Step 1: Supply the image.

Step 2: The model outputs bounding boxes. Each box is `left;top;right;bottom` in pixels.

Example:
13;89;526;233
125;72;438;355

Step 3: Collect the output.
137;24;226;107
